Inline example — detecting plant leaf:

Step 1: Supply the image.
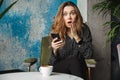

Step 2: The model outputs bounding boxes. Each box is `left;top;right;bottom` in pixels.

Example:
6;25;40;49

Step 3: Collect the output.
0;0;18;19
93;1;111;14
107;25;119;41
0;0;3;7
93;0;120;42
113;5;120;19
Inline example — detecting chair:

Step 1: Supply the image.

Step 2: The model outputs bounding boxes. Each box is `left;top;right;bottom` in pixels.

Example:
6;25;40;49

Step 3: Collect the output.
85;59;96;80
40;36;96;80
23;58;37;72
40;36;51;66
117;44;120;66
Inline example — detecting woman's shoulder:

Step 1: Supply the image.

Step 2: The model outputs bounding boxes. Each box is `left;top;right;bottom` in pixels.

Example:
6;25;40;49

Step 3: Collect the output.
82;23;90;30
81;23;91;34
80;23;92;37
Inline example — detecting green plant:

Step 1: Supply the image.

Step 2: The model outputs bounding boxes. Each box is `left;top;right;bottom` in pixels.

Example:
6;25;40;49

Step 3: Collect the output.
0;0;18;19
93;0;120;42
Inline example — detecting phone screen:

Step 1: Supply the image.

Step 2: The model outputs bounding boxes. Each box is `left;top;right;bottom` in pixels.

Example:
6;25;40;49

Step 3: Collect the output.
51;33;60;42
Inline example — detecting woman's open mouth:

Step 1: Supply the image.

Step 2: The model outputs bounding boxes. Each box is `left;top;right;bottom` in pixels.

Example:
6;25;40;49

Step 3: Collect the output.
67;21;72;25
67;21;72;24
66;21;72;27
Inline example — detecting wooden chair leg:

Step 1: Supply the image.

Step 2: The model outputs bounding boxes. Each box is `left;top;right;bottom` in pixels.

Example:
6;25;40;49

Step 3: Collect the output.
27;66;30;72
24;58;37;72
88;67;91;80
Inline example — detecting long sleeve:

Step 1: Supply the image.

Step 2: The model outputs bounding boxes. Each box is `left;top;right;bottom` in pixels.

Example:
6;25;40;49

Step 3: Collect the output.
48;49;56;65
48;48;60;65
76;24;93;59
48;24;93;64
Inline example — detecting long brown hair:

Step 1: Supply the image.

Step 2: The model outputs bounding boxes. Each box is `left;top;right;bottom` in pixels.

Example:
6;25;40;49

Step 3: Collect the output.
50;1;83;40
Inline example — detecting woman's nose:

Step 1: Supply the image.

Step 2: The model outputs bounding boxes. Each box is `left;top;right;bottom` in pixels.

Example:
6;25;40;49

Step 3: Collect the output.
68;14;71;19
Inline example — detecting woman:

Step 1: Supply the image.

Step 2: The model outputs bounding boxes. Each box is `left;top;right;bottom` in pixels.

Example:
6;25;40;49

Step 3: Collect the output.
48;1;93;80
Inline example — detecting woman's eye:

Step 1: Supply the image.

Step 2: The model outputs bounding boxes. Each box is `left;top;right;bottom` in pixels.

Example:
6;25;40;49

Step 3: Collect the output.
63;13;67;16
71;12;75;15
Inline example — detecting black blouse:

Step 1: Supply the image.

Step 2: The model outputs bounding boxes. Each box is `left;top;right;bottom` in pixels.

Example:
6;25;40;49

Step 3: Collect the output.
48;23;93;65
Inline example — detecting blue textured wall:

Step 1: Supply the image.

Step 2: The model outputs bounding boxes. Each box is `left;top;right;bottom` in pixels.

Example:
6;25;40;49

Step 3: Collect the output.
0;0;76;71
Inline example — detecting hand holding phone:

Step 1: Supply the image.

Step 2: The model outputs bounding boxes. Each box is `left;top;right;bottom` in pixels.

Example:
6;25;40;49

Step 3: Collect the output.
51;33;60;42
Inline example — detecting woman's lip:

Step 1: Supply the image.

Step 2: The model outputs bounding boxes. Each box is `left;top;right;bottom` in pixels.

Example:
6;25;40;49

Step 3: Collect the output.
67;22;72;26
67;21;72;23
67;20;72;22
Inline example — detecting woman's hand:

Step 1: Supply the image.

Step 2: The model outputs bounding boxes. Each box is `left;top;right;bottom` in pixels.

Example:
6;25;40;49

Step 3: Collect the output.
70;23;81;43
71;23;77;37
51;38;64;55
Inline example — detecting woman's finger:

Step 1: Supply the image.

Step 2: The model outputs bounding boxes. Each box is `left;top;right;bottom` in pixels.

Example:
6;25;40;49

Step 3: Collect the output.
52;38;58;42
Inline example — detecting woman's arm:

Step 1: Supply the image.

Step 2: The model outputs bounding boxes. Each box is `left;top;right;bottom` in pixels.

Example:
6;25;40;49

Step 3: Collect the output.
48;49;58;65
76;24;93;59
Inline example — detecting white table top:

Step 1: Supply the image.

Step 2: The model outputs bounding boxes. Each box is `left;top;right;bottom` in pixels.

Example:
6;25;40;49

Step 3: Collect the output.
0;72;83;80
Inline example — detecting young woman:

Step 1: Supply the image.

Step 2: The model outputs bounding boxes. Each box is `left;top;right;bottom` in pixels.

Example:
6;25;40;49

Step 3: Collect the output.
48;1;93;80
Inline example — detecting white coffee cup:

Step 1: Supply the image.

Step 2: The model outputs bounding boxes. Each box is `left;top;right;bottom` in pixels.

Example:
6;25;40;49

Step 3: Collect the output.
39;65;53;77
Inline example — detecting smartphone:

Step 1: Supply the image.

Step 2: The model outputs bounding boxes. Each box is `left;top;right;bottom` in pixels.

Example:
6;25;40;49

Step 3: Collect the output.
51;33;60;42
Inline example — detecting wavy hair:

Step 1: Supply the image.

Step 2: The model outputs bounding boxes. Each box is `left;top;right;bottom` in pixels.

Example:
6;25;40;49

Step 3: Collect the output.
50;1;83;40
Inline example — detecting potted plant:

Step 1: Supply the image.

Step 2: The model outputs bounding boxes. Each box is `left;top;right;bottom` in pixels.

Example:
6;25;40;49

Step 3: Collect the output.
92;0;120;42
93;0;120;80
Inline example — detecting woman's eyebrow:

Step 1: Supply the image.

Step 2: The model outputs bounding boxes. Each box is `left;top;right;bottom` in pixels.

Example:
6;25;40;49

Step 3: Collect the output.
71;10;75;12
63;10;75;13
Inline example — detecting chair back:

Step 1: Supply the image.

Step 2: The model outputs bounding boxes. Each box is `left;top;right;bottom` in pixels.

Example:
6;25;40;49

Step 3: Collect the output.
117;44;120;66
40;36;51;66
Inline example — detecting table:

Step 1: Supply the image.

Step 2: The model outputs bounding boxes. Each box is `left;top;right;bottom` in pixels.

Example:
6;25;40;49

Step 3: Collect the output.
0;72;83;80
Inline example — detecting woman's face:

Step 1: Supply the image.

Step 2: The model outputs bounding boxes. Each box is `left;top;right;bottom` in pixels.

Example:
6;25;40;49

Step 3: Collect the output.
63;6;77;28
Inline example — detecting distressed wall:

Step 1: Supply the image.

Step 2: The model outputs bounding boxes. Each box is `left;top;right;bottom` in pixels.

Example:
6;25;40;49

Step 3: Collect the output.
87;0;111;80
0;0;76;71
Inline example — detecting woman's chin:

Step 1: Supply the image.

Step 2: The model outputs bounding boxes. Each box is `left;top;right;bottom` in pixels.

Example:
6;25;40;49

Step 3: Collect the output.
66;25;71;28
